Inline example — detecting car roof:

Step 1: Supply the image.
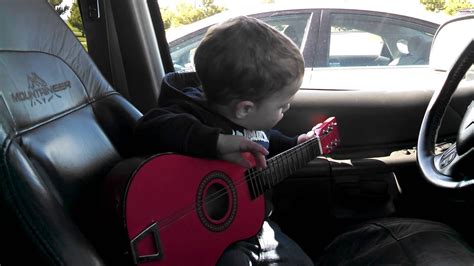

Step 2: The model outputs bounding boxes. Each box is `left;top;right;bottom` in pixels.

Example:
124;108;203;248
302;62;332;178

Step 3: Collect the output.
165;1;449;42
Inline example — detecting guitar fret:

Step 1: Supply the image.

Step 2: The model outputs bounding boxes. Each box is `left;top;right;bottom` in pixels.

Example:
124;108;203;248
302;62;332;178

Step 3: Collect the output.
262;169;268;191
257;168;265;196
283;155;290;182
308;143;313;160
246;168;257;199
274;157;279;184
265;167;271;188
310;142;316;158
291;154;297;173
304;143;311;163
296;147;303;169
266;168;271;190
275;158;283;185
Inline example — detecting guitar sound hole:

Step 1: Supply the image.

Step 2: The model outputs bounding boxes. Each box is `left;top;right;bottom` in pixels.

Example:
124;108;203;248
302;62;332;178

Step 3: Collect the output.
197;171;237;231
204;183;229;221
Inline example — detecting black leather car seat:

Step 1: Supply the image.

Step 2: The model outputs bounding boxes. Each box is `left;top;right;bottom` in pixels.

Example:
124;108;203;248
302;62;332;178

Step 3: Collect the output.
0;0;141;265
0;1;473;266
317;217;474;265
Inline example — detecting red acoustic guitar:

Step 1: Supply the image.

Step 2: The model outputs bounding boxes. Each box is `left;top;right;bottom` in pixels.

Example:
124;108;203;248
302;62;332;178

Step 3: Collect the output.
106;117;340;266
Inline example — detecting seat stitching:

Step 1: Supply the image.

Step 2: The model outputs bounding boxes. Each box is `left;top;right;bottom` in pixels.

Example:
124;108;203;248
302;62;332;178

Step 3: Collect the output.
11;91;119;136
371;220;456;241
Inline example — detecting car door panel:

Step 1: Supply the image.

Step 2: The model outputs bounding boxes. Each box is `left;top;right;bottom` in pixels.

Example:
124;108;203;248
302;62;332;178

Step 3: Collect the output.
328;55;391;67
272;76;473;250
276;77;473;155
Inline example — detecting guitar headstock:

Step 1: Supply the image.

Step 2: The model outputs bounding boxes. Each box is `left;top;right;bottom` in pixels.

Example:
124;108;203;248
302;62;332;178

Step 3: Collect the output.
313;117;340;155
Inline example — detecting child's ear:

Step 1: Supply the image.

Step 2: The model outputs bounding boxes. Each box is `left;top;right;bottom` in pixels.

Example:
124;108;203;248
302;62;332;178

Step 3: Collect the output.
235;100;255;119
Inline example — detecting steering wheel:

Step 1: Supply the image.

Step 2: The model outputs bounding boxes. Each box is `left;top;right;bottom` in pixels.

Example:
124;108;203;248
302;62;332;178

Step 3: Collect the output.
417;40;474;188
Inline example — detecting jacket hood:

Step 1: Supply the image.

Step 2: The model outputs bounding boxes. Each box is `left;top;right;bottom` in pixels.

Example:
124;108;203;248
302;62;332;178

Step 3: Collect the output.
158;72;206;106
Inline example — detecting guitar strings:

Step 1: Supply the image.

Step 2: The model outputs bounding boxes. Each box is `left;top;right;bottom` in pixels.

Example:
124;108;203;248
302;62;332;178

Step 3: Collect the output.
156;137;321;230
202;132;332;211
156;136;322;231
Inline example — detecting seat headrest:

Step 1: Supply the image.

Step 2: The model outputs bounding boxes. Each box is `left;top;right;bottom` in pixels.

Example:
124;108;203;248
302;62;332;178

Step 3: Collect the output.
0;0;115;134
407;36;429;56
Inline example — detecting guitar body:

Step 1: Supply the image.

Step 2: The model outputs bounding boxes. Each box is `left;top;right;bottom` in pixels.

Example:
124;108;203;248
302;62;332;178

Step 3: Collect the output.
110;154;265;266
105;116;340;265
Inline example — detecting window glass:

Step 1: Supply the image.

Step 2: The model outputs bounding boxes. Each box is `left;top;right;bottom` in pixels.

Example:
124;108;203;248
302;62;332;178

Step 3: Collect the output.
169;12;311;72
52;0;88;51
259;13;311;49
328;13;435;67
169;32;205;72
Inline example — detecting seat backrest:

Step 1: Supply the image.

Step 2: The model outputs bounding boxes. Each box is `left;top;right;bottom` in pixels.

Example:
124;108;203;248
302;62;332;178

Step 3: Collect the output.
0;0;142;265
397;36;431;65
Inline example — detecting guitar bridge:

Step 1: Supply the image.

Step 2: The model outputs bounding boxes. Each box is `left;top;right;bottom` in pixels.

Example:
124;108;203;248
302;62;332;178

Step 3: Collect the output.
130;222;163;264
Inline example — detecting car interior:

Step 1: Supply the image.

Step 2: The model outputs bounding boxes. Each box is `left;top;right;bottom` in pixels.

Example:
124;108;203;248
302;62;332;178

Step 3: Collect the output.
328;14;434;67
0;0;473;265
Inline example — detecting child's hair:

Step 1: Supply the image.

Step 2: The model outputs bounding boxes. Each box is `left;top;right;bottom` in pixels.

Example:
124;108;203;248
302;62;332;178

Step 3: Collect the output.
194;16;304;105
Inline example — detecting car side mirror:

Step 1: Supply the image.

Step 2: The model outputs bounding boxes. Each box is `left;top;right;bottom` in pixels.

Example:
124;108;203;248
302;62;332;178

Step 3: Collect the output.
429;15;474;72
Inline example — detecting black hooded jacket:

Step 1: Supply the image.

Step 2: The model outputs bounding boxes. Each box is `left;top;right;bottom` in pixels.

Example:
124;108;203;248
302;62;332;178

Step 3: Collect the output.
134;72;298;158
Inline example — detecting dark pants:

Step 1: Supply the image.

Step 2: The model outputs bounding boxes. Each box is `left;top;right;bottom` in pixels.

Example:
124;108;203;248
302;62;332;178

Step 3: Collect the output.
216;220;314;266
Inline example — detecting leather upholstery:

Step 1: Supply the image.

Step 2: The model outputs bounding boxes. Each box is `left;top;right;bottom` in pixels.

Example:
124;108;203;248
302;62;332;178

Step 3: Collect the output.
317;218;474;265
0;0;141;265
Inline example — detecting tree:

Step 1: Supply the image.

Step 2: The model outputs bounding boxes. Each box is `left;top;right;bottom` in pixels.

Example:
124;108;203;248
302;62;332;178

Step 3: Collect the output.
420;0;474;14
173;1;203;26
161;0;226;29
200;0;226;17
444;0;474;14
161;8;174;29
420;0;446;12
68;1;84;36
48;0;69;16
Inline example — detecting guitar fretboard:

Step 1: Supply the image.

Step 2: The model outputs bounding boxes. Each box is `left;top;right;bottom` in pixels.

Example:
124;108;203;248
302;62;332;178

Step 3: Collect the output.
244;117;339;199
245;136;321;199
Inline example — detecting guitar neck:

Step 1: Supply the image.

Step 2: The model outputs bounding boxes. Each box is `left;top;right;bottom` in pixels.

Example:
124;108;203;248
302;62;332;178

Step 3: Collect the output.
245;117;339;199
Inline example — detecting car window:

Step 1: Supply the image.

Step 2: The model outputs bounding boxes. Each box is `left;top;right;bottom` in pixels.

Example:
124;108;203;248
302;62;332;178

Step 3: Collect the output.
169;32;205;72
52;0;88;51
258;13;312;49
327;13;435;68
169;12;312;72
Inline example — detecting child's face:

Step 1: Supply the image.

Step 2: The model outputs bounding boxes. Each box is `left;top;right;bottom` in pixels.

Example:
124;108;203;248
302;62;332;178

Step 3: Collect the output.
240;78;302;130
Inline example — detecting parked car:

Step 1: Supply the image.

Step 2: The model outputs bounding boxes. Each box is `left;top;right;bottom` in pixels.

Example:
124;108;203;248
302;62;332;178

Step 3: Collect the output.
0;0;473;265
167;3;448;73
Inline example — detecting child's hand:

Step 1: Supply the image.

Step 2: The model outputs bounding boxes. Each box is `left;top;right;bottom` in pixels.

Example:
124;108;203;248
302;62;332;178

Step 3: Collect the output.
217;134;268;169
297;123;322;144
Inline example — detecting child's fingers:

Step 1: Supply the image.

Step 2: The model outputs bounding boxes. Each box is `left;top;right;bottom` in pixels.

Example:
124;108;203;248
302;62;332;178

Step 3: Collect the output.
239;139;268;156
312;123;323;131
251;151;267;169
239;140;268;169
